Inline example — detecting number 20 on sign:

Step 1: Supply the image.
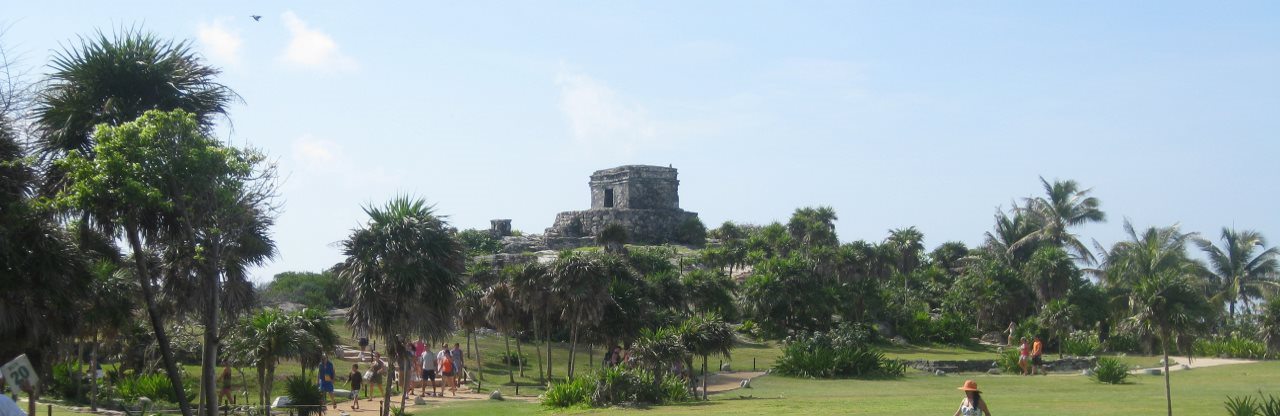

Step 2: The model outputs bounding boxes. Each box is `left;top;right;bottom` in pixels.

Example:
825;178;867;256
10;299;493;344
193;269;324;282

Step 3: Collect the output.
2;354;38;397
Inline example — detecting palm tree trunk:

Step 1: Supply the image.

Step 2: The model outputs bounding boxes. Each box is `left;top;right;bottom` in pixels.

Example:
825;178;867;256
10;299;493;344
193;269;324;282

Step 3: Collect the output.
126;224;194;416
545;310;554;383
516;337;525;377
1163;334;1172;416
474;332;484;381
465;328;472;359
588;344;594;369
568;323;579;379
382;340;395;416
504;335;514;384
702;355;709;400
90;339;99;411
533;320;544;382
74;340;84;404
201;248;222;416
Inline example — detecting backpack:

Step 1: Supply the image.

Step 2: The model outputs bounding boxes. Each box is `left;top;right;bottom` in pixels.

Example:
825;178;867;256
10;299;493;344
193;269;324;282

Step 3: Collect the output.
440;355;454;373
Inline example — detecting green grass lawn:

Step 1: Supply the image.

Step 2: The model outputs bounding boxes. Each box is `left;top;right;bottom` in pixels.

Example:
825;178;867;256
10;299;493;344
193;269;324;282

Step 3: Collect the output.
404;360;1280;415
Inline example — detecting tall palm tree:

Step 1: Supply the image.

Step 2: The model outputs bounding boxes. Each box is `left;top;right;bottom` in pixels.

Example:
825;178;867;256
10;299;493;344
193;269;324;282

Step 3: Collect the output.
549;251;616;378
1023;246;1079;304
885;227;925;285
510;262;557;383
483;282;520;384
1107;221;1213;416
786;206;839;248
1013;177;1106;264
985;205;1043;267
1195;228;1280;319
455;284;486;381
35;28;234;159
337;197;464;416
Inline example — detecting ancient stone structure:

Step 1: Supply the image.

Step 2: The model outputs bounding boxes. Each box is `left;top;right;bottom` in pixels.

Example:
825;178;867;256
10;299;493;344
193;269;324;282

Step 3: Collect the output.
544;165;699;247
489;219;512;238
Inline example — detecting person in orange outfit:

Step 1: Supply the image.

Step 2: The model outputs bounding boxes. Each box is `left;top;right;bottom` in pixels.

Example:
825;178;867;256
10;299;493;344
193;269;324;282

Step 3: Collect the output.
1030;336;1044;375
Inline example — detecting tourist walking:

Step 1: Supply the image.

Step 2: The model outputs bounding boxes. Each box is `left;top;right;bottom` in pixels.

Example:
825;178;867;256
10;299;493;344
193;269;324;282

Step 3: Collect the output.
318;355;337;409
1005;321;1016;346
348;364;362;409
450;343;465;382
953;380;992;416
419;344;438;397
438;344;457;396
357;331;370;361
1031;336;1044;375
1018;337;1030;375
218;364;235;406
367;352;385;400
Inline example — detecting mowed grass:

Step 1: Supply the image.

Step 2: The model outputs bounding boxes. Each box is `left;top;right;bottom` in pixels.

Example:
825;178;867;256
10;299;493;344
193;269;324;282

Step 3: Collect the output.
409;360;1280;415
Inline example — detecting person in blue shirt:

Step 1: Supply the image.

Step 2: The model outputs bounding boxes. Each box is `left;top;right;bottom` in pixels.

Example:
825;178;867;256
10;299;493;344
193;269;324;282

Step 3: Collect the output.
318;355;336;409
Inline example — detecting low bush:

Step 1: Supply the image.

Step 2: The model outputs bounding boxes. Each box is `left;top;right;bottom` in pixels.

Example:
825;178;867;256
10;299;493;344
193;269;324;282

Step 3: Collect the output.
774;329;904;379
285;375;324;416
542;376;594;408
997;349;1023;374
49;361;85;402
1195;335;1267;359
1224;391;1280;416
1090;357;1129;385
1062;330;1101;356
114;373;193;404
500;351;528;366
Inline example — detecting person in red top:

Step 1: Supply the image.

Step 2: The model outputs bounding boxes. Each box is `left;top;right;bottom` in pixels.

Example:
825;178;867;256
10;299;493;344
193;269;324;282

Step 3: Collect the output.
1031;337;1045;375
1017;337;1030;376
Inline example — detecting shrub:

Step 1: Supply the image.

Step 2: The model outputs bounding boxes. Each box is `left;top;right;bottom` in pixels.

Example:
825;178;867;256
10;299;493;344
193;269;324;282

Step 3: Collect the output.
997;349;1023;374
929;313;976;344
1225;392;1280;416
675;217;707;246
457;229;502;255
543;376;594;408
113;373;194;404
774;329;904;379
1195;335;1267;359
500;351;528;367
285;375;324;416
1090;357;1129;384
49;361;85;402
1062;330;1101;356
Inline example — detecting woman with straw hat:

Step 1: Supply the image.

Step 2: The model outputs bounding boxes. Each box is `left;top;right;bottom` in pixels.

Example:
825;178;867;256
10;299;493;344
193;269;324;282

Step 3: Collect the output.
953;380;992;416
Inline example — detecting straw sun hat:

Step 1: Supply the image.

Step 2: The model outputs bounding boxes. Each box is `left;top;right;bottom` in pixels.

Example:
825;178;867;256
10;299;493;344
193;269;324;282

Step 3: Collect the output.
957;380;981;393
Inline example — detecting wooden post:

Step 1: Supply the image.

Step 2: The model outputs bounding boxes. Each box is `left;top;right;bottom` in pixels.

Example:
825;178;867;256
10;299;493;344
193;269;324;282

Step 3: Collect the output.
753;358;757;372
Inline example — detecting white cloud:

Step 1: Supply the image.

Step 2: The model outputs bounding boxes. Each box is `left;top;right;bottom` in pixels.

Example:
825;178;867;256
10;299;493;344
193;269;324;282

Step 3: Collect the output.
197;19;243;67
292;134;339;167
555;67;657;154
279;11;357;71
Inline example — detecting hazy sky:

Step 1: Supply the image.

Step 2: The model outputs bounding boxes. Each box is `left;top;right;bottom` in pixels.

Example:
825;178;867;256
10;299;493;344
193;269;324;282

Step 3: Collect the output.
6;1;1278;282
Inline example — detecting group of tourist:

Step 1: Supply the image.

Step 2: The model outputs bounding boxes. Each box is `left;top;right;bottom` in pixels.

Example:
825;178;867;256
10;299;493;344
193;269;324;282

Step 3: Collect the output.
1005;321;1045;376
306;340;467;411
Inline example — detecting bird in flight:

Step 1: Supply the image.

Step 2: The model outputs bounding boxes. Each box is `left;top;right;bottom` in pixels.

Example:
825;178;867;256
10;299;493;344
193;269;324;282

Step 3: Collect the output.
251;15;262;21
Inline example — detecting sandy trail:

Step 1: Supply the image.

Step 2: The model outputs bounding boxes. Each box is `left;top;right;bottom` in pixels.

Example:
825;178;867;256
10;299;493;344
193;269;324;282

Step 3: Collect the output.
1129;356;1256;374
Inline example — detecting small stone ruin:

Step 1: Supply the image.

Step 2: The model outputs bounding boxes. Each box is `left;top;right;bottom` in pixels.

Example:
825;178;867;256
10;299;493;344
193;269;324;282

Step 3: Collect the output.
544;165;699;248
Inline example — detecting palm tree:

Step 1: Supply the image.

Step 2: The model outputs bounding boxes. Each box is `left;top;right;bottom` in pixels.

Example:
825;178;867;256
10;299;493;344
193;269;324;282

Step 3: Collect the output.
549;251;616;378
1013;178;1106;264
632;327;686;391
510;262;557;383
1023;246;1079;304
1107;221;1213;416
1257;297;1280;353
337;197;464;416
225;309;322;406
985;206;1043;267
483;282;520;384
1195;228;1280;319
1038;299;1076;359
787;206;838;248
456;284;486;381
35;28;234;159
885;227;925;285
680;314;736;400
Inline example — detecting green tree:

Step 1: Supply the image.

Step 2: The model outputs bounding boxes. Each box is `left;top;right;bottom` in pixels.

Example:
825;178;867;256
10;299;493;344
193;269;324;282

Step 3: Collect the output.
787;206;838;248
1107;222;1213;416
1038;299;1077;358
680;314;735;400
548;251;621;378
57;110;266;416
510;262;558;383
482;281;521;383
225;309;335;406
35;29;234;158
885;227;926;284
1023;246;1079;304
1195;228;1279;319
1257;297;1280;353
1013;177;1106;264
261;271;344;309
631;327;686;391
337;197;465;416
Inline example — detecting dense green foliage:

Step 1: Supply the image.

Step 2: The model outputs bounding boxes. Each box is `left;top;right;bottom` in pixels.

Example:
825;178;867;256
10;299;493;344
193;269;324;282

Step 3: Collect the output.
774;325;905;379
284;375;324;416
457;228;502;255
540;366;691;408
260;271;345;309
1194;335;1268;359
1224;391;1280;416
1090;357;1130;384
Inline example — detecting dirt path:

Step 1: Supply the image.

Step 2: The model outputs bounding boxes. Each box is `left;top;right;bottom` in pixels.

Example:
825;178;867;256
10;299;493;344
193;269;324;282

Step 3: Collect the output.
1143;356;1257;372
701;371;768;394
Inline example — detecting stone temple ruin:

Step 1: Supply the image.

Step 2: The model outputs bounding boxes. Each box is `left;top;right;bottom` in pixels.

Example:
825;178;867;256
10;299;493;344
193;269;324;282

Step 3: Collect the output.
545;165;699;246
489;165;699;254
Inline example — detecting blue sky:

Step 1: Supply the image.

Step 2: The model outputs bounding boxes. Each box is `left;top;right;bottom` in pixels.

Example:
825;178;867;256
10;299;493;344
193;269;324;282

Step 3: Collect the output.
6;1;1278;282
